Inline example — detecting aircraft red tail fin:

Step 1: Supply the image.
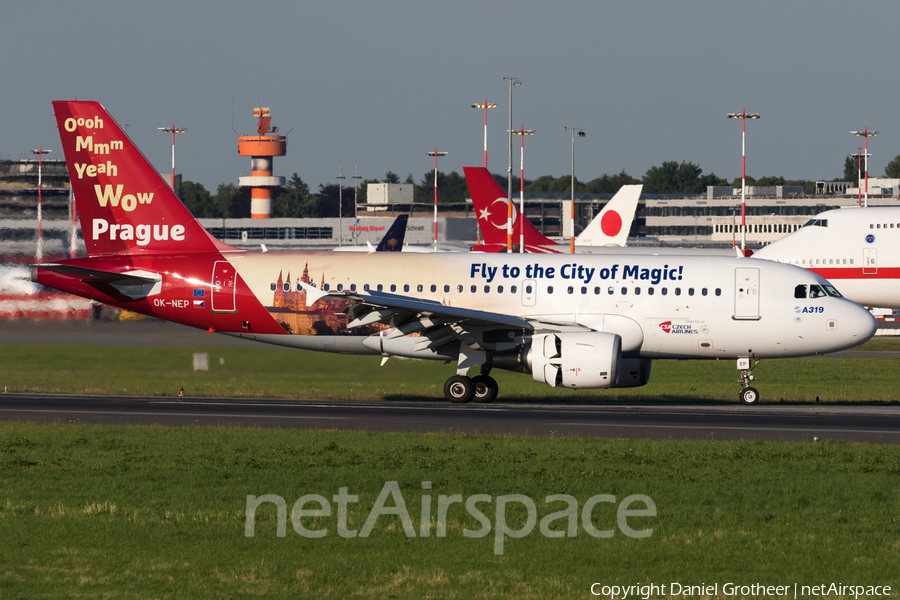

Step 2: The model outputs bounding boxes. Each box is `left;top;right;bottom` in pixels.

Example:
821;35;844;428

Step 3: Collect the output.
53;100;228;257
464;166;558;249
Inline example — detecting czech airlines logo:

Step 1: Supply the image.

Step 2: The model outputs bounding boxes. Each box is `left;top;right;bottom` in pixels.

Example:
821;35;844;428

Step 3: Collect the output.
658;321;672;333
478;196;518;230
866;234;875;244
600;210;623;237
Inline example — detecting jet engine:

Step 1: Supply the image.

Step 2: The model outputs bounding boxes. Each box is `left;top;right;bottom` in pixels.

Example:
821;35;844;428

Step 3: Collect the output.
530;332;621;389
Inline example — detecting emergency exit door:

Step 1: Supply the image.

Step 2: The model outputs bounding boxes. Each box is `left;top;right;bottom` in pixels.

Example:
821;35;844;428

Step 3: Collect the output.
863;248;877;275
211;261;238;312
734;267;760;320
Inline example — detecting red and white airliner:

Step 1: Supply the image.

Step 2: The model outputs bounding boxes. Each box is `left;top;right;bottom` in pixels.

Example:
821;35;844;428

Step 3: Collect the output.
31;101;876;404
754;207;900;309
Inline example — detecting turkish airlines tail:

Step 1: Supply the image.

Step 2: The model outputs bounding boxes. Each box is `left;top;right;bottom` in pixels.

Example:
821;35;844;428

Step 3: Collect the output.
464;167;557;250
575;184;642;247
52;100;231;257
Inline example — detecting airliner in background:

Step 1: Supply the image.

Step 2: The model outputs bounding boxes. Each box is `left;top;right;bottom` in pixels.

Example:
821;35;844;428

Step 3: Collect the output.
754;207;900;309
465;166;733;256
33;101;876;405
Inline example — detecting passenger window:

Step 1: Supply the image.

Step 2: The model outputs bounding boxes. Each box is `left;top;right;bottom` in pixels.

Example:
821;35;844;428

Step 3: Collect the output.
430;284;436;293
390;284;396;292
547;286;554;294
404;284;410;292
608;287;614;295
621;287;627;295
511;285;517;293
809;284;827;298
688;288;695;296
498;285;504;293
581;286;587;295
270;282;276;291
377;284;384;292
594;286;601;295
444;285;450;293
283;283;290;292
417;284;423;292
661;288;668;296
470;285;477;293
675;288;681;296
702;288;708;296
794;284;807;299
323;284;330;291
635;287;641;295
567;286;574;294
526;285;533;294
457;285;463;293
648;287;654;296
364;284;370;291
715;288;721;296
350;284;357;292
336;284;343;292
484;285;490;293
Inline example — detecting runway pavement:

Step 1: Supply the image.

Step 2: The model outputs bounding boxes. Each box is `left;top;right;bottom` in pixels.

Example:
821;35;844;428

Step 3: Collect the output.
1;393;899;444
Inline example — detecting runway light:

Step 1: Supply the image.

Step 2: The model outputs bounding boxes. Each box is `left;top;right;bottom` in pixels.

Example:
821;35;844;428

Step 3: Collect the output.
3;386;7;393
178;387;184;397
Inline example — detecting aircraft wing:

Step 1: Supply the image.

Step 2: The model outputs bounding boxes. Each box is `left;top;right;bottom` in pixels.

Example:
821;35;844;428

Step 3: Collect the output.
299;282;590;351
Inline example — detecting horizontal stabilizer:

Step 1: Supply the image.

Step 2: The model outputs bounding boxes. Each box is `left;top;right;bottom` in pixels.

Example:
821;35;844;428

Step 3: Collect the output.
33;263;161;299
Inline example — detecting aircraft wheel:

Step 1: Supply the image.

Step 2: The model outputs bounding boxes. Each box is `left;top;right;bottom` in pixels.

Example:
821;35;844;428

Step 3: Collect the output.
444;375;475;403
471;375;499;403
739;387;760;405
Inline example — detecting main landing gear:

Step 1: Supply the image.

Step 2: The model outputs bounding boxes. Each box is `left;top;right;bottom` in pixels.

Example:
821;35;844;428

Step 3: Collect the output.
443;371;499;404
737;357;760;405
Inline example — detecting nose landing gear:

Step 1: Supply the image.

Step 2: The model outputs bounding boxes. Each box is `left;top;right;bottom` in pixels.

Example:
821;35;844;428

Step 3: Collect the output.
737;357;760;405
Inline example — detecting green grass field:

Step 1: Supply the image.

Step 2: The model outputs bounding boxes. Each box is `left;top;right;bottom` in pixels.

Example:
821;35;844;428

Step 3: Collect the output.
2;339;900;403
1;423;898;599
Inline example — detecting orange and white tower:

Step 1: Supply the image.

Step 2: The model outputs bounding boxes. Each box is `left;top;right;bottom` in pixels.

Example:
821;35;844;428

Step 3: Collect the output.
238;107;287;219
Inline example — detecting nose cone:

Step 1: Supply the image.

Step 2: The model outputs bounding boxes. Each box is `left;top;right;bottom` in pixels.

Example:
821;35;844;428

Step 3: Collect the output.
841;301;877;350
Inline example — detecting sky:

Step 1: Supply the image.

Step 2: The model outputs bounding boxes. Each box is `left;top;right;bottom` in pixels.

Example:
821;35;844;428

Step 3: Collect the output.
3;1;899;193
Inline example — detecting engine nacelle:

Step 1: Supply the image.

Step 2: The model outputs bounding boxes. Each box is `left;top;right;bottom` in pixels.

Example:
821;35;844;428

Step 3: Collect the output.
615;358;652;388
530;332;621;389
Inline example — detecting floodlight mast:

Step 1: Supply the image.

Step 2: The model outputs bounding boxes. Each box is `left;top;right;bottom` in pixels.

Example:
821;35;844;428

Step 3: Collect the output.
158;124;187;192
564;127;585;254
336;161;346;246
726;110;760;254
30;147;51;263
852;128;878;207
503;77;521;252
471;101;496;168
426;150;449;251
512;127;535;253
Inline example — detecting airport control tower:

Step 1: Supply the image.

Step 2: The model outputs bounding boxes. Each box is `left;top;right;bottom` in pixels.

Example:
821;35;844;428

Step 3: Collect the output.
238;107;287;219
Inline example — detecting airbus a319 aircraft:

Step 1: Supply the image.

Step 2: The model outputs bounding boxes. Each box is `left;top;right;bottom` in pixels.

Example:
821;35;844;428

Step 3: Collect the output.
34;101;876;405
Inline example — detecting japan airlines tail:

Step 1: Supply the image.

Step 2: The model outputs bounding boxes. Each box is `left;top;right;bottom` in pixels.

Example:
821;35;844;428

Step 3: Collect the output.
753;206;900;309
34;101;876;406
464;166;641;252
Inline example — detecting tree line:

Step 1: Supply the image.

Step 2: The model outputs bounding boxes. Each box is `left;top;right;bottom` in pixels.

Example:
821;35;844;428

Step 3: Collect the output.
181;155;900;219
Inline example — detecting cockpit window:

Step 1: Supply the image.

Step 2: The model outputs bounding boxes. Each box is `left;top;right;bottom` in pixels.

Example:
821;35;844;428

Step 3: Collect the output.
824;285;843;298
794;284;807;299
802;218;828;228
808;284;827;298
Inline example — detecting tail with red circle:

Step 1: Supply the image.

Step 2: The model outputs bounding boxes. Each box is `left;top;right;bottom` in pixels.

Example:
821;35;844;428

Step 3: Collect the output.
575;184;642;247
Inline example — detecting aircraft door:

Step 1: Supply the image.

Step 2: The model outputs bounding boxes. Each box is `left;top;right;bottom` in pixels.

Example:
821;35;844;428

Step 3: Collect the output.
863;248;877;275
734;267;760;320
211;261;238;313
522;279;537;307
